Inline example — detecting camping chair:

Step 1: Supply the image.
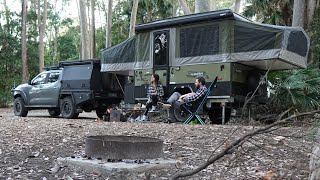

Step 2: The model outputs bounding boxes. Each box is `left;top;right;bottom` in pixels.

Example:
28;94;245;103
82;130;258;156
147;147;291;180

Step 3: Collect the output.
180;76;218;125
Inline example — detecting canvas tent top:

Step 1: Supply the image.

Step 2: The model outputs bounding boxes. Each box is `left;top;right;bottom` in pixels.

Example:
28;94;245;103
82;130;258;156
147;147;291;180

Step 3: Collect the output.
101;9;310;73
135;9;249;33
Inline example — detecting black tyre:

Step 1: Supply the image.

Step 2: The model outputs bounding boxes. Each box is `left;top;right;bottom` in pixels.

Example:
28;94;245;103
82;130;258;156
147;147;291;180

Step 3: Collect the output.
48;108;60;117
13;97;28;117
168;107;188;123
174;108;188;122
60;97;77;119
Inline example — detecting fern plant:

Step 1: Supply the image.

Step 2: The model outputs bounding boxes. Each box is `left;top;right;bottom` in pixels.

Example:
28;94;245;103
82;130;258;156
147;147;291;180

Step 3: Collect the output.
269;65;320;112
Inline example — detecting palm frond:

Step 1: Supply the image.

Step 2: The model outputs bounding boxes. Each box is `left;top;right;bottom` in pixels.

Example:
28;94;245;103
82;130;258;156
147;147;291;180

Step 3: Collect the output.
269;65;320;111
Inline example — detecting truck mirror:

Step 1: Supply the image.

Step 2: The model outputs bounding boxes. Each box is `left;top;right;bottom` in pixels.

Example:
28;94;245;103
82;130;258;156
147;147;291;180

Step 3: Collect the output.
27;80;32;85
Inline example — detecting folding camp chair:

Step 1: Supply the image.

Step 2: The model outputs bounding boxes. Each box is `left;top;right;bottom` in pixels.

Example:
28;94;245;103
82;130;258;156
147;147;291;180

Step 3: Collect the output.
181;76;218;125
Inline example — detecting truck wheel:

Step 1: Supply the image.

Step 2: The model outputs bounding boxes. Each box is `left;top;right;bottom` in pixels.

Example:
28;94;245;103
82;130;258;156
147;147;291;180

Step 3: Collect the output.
13;97;28;117
60;97;77;119
48;108;60;117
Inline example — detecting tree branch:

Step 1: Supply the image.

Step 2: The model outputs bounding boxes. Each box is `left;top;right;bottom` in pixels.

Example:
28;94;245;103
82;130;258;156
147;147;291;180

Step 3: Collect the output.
169;109;320;180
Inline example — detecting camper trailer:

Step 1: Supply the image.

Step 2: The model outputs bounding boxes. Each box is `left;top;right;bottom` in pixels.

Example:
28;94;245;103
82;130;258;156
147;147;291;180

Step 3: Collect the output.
101;9;310;123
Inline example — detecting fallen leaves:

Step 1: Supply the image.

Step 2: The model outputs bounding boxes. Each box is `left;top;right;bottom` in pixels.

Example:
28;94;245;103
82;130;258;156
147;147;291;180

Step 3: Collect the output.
0;108;314;179
47;162;60;174
261;170;277;180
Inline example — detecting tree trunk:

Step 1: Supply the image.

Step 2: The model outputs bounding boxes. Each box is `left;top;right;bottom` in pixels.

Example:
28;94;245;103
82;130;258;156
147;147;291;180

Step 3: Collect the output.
30;0;37;42
195;0;210;13
37;0;40;32
91;0;96;57
234;0;241;13
87;1;92;57
129;0;139;38
53;0;58;63
53;27;58;63
106;0;113;48
307;0;317;29
4;0;10;33
292;0;306;28
22;0;29;83
178;0;191;15
31;0;36;12
211;0;216;11
79;0;90;59
76;0;82;59
38;0;48;72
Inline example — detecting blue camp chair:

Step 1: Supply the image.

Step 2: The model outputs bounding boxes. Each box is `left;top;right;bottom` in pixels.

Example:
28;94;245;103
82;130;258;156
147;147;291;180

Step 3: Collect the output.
180;76;218;125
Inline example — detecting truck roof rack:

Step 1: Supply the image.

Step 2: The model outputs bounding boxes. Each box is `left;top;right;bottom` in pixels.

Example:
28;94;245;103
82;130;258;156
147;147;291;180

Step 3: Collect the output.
43;66;61;71
59;59;101;67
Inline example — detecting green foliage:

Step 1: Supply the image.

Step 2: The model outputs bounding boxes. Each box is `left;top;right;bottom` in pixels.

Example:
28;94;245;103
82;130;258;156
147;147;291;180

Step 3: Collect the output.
216;0;234;10
121;0;174;24
243;0;293;25
0;0;77;106
0;11;23;106
111;1;131;45
269;65;320;112
95;27;106;57
56;26;80;60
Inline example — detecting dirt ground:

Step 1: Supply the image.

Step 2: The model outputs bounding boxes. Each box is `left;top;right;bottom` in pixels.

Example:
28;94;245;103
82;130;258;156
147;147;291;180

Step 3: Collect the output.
0;107;316;179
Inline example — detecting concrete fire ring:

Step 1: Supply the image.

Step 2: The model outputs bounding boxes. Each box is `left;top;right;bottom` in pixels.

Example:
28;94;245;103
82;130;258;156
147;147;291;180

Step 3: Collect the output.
85;135;164;160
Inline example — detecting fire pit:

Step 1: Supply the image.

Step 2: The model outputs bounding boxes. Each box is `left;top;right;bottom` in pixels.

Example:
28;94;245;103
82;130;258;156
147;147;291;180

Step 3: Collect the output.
85;135;163;160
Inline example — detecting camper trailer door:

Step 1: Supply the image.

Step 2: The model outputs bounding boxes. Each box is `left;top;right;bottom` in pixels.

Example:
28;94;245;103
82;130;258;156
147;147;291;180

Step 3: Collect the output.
153;30;170;94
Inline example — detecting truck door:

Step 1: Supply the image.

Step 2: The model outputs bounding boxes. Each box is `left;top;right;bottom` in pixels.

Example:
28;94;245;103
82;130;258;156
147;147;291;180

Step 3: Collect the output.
153;30;169;96
29;72;48;105
41;71;61;106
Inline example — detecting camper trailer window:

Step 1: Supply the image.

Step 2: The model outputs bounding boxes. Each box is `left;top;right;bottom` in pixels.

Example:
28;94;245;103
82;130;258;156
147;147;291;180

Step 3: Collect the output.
154;32;169;66
287;31;308;57
179;24;219;57
234;25;277;52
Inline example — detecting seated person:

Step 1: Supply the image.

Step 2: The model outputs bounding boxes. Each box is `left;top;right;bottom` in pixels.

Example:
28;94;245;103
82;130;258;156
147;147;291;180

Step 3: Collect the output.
107;106;127;122
162;76;207;109
96;105;126;122
141;74;164;121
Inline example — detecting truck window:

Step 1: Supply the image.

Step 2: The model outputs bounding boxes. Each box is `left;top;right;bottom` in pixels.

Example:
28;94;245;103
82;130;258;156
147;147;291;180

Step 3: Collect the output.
32;73;47;85
48;72;60;83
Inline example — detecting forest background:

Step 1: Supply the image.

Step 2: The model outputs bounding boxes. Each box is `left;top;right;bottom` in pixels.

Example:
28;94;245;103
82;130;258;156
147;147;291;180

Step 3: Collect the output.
1;0;320;113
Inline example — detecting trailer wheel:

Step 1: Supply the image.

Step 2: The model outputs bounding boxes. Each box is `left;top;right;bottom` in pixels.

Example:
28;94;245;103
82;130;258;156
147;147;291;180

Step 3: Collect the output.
48;108;60;117
60;96;77;119
168;107;188;123
13;97;28;117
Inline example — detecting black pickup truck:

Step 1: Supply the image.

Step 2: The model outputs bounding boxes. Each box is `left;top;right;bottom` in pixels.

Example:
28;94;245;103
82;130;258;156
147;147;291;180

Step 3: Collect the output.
12;59;125;119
